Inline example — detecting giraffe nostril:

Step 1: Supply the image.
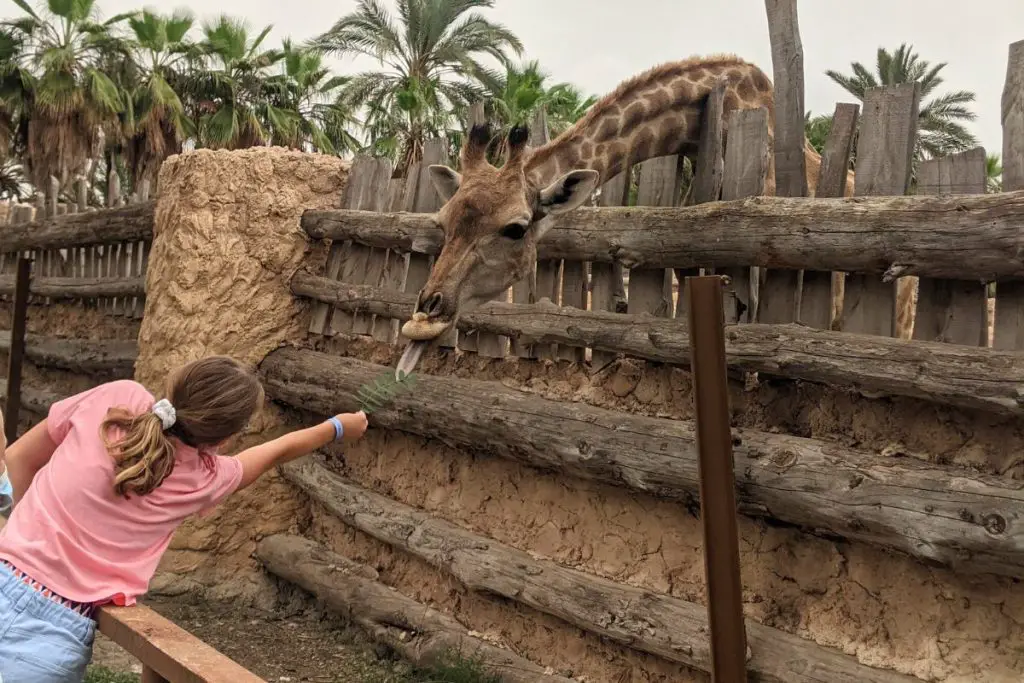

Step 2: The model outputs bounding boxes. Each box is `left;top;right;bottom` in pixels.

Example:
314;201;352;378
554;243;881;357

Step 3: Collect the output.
417;292;444;317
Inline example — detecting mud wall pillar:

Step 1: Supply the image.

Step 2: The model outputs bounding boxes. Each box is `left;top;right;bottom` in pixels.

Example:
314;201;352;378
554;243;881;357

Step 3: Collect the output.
135;147;347;602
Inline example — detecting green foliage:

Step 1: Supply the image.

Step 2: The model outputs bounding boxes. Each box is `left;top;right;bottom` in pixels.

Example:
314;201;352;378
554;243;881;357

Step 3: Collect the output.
308;0;527;172
356;370;417;415
824;43;978;161
83;666;140;683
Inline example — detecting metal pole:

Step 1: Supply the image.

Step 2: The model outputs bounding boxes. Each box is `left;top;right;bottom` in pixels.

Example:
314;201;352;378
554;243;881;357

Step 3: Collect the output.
4;257;31;444
686;275;747;683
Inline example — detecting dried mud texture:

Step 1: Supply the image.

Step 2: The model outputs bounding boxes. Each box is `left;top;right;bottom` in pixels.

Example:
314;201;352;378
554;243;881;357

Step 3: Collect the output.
135;146;344;390
299;336;1024;682
0;302;140;341
135;147;346;603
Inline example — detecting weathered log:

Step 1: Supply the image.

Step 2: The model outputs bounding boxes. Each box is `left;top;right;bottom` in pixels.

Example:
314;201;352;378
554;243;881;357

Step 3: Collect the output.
0;333;137;378
292;272;1024;416
1;201;154;250
281;459;920;683
257;534;578;683
0;276;146;299
261;348;1024;581
0;381;58;415
302;190;1024;280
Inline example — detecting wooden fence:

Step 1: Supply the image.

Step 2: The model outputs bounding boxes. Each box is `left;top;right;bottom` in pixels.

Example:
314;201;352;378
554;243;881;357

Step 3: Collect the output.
270;11;1024;683
298;68;1023;366
0;174;153;318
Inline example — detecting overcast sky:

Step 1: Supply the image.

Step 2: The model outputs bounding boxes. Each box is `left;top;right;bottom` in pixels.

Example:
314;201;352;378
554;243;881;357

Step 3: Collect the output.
98;0;1023;158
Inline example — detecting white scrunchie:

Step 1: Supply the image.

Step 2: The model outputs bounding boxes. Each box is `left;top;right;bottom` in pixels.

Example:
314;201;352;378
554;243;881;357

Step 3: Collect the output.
152;399;177;430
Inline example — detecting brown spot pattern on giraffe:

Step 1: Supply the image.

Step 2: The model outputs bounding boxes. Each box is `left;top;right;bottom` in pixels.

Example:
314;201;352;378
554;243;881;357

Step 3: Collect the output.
622;102;647;132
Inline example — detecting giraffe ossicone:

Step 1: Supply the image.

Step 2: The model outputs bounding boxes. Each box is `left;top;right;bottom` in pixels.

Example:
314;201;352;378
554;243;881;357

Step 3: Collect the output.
395;54;855;379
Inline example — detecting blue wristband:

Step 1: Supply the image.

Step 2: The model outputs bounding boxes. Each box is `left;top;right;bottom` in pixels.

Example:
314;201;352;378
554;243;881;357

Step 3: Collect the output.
328;416;344;441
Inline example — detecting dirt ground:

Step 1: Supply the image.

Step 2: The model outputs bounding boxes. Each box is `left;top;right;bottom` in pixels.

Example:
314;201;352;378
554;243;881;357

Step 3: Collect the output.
89;593;414;682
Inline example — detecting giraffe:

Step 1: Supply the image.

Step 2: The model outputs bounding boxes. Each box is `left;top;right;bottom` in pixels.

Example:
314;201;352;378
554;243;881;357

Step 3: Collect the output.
396;54;859;375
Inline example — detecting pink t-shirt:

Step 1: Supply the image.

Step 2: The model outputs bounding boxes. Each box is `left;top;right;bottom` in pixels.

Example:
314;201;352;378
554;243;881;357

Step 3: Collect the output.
0;379;243;605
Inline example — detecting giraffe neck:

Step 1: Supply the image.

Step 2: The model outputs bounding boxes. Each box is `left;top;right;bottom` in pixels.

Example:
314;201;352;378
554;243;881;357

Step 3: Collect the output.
525;55;776;188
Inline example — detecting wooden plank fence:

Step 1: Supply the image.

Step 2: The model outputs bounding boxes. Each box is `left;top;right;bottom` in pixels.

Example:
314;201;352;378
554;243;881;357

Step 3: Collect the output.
299;39;1024;369
0;175;151;319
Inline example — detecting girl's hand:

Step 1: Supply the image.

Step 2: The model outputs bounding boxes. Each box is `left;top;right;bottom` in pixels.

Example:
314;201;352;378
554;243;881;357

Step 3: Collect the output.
337;411;368;441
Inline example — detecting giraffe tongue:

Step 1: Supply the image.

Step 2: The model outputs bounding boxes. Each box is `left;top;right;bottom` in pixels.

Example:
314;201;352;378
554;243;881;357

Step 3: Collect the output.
396;340;428;380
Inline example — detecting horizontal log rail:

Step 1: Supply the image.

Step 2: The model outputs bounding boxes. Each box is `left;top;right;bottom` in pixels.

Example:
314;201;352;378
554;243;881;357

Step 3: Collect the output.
292;272;1024;416
261;348;1024;581
302;189;1024;280
282;458;920;683
257;534;578;683
1;200;154;251
97;604;265;682
0;380;58;415
0;275;146;299
0;332;137;377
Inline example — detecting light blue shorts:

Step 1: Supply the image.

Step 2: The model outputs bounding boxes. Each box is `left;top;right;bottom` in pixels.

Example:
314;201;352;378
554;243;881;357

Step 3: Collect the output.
0;562;95;683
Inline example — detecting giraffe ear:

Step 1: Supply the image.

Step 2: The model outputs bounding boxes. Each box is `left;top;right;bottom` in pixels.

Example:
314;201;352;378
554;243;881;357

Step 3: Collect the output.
428;165;462;202
538;169;600;216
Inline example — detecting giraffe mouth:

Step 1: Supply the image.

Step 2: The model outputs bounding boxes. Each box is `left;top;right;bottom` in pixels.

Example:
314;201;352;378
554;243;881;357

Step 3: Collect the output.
395;313;452;379
400;313;452;341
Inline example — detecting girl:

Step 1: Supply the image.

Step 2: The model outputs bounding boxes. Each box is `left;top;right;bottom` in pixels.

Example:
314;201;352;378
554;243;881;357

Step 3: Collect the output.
0;411;10;517
0;355;367;682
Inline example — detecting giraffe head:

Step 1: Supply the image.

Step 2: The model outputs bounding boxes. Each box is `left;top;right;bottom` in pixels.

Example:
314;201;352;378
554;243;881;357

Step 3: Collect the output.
396;122;599;374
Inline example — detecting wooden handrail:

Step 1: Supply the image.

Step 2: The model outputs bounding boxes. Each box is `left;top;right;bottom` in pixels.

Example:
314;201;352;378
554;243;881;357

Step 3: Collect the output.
97;605;265;683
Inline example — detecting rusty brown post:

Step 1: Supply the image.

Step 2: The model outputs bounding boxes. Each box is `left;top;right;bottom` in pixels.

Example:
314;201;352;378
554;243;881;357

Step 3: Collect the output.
4;257;31;443
686;274;747;682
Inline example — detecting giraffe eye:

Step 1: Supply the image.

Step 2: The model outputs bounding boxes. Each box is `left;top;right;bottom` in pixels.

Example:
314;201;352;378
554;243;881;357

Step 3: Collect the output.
500;223;528;240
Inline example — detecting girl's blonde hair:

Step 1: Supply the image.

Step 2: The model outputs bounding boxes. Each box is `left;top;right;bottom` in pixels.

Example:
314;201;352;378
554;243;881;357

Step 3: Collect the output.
102;355;264;497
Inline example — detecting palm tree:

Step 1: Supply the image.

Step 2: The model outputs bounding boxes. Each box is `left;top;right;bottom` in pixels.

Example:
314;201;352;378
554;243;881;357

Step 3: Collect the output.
545;82;596;135
986;153;1002;193
121;8;198;188
265;39;361;156
3;0;133;189
188;15;281;150
804;111;832;156
825;44;978;160
309;0;523;172
479;60;595;160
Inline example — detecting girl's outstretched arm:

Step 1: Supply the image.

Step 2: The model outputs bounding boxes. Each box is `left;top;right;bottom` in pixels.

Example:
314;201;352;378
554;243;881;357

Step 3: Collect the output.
4;419;58;507
235;412;368;490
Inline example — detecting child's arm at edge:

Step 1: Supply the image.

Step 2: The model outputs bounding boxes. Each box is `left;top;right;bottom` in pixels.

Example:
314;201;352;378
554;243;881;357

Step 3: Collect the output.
235;411;368;490
4;419;58;507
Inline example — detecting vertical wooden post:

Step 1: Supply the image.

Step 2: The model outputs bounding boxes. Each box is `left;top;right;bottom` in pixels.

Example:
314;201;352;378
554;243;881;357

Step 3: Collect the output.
719;107;771;324
839;83;920;337
994;39;1024;350
760;0;808;324
4;257;31;444
686;77;725;319
913;148;988;345
799;102;860;329
589;169;630;368
630;150;680;321
529;108;561;361
687;275;747;683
